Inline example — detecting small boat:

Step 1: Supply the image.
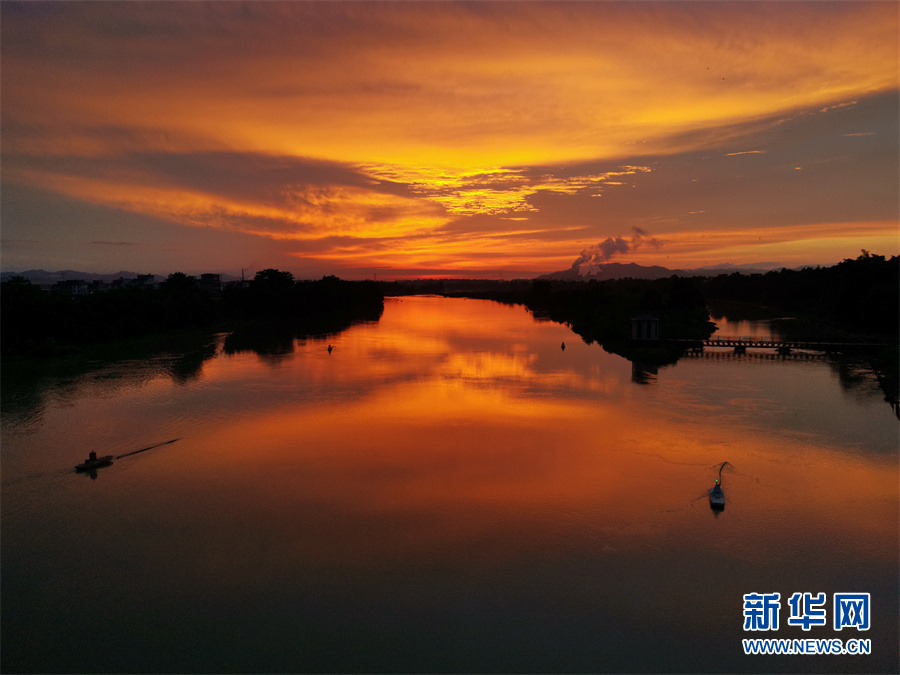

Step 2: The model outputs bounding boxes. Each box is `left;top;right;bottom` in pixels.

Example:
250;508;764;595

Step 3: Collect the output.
76;452;113;472
708;480;725;510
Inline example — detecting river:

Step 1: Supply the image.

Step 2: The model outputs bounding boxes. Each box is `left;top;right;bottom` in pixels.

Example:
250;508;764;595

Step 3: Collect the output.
2;296;897;673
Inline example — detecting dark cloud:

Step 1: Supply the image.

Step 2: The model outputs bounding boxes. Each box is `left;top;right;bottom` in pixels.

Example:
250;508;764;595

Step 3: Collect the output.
8;149;399;199
571;227;663;269
519;90;899;242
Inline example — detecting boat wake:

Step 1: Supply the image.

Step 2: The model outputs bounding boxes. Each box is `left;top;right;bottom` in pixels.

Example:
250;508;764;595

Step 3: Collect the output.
116;438;180;459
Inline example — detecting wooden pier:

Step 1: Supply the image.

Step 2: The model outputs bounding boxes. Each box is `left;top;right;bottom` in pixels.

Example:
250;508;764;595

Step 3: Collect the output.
666;336;890;355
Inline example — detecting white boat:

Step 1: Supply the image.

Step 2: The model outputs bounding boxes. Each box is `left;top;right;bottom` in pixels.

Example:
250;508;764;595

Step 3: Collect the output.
708;481;725;509
76;452;113;471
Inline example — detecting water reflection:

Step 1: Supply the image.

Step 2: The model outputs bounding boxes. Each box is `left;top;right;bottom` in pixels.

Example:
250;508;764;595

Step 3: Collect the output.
222;306;384;361
170;341;219;384
223;326;297;360
1;309;388;434
1;296;897;674
630;361;658;384
76;461;115;481
648;310;896;417
708;306;787;340
1;335;222;435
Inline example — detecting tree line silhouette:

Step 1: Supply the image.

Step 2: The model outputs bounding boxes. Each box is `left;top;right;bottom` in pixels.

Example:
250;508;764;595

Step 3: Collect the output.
3;253;895;360
428;251;897;402
701;252;898;338
1;270;384;357
415;252;898;345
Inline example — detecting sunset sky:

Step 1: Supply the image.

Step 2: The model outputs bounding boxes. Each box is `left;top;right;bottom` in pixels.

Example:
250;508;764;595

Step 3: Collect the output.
2;1;898;279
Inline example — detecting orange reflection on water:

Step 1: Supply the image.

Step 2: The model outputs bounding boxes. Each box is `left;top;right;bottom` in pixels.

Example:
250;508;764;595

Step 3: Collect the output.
163;297;898;587
3;296;897;674
183;397;896;580
190;350;896;568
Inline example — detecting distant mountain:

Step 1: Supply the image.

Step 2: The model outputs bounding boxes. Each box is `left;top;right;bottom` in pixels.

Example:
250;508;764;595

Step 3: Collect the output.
0;269;143;284
1;269;239;284
538;262;679;281
538;261;787;281
693;262;786;273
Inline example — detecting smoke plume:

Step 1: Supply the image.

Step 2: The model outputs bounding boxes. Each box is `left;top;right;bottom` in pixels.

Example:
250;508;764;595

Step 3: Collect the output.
571;227;662;271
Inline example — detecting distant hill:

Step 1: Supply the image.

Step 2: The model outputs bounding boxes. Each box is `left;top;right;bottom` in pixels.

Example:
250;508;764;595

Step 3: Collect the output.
0;269;145;285
1;269;239;284
538;261;787;281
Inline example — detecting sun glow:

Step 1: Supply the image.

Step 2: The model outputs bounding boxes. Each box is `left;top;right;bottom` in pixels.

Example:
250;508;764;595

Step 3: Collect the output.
2;1;897;275
192;295;898;565
638;222;900;268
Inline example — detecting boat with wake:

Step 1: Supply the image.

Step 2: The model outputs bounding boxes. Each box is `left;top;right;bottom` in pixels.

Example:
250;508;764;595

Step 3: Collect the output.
76;451;113;472
708;479;725;510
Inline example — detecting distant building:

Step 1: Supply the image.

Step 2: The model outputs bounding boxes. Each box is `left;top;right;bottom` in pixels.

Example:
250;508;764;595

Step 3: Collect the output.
199;273;222;293
131;274;157;289
631;314;660;340
52;279;89;296
108;274;157;290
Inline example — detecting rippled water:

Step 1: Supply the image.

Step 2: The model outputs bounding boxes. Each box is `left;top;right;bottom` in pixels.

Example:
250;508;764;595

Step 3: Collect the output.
2;296;897;673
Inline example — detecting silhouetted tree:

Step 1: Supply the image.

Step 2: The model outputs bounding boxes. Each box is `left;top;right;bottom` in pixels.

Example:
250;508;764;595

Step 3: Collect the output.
665;276;704;309
253;268;295;291
701;251;898;338
246;268;295;317
639;287;664;311
2;268;385;357
161;272;199;291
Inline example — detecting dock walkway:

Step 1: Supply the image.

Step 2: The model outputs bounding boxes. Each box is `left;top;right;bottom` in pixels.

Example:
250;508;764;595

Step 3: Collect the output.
666;336;889;355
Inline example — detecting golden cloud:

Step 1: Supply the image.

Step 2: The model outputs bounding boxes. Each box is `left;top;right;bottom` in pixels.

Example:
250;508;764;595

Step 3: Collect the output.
2;2;897;274
359;164;652;216
5;2;897;168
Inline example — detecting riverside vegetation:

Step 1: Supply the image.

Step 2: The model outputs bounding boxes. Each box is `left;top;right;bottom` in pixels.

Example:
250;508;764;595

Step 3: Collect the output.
0;270;384;358
384;252;898;405
3;254;896;404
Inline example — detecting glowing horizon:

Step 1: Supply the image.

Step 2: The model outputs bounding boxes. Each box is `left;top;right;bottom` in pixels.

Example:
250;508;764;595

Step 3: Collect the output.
1;1;897;278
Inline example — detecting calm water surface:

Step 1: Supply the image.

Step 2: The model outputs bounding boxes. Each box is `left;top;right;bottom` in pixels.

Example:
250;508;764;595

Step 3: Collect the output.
2;296;897;673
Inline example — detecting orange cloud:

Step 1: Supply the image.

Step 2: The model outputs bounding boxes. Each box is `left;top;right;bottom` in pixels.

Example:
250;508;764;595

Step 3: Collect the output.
10;165;445;243
5;2;896;167
359;164;652;216
627;222;900;268
2;2;897;275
